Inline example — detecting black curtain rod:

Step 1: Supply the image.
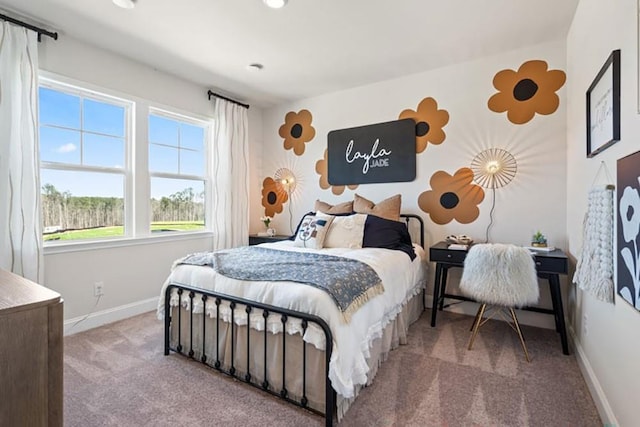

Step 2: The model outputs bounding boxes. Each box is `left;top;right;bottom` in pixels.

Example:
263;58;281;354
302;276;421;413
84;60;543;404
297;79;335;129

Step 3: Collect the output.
207;90;250;109
0;13;58;42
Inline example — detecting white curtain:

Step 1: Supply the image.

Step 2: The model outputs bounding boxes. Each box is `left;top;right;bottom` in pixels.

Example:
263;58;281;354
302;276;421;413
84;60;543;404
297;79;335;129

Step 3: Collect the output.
211;97;249;249
0;22;42;282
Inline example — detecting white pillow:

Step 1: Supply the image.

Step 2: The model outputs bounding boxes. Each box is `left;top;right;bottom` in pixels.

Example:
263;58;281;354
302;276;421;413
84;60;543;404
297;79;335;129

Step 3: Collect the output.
323;213;367;249
293;212;334;249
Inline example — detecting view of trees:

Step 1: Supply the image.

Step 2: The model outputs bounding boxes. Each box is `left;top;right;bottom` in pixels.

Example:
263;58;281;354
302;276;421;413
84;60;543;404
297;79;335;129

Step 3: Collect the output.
42;183;124;231
42;183;204;233
150;187;204;223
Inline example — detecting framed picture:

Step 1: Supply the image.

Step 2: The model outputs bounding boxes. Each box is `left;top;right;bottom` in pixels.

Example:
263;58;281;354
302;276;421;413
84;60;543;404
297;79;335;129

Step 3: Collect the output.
586;49;620;158
617;150;640;311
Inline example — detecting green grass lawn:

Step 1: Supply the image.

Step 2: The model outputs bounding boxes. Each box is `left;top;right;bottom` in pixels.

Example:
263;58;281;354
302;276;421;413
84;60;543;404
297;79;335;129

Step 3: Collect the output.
44;222;205;241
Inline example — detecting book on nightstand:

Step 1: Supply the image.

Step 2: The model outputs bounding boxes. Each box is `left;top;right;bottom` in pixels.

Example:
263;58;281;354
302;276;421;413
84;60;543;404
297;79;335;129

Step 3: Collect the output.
447;244;469;250
525;246;556;252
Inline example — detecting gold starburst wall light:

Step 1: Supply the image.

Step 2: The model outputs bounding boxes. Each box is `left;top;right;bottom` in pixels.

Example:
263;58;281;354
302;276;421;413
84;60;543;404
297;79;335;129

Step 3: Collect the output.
273;167;297;233
470;148;517;242
470;148;517;189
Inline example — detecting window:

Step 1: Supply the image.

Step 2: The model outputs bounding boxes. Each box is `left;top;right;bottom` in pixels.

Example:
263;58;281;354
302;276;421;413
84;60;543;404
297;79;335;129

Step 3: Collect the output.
148;111;207;233
39;81;130;242
38;77;212;245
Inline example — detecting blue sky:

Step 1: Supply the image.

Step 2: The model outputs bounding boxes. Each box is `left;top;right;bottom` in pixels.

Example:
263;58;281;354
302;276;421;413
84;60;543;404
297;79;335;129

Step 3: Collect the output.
39;87;205;199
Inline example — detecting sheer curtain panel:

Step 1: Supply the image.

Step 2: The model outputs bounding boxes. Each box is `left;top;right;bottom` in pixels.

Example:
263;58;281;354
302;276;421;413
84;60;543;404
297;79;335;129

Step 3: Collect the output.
0;22;42;282
211;98;249;249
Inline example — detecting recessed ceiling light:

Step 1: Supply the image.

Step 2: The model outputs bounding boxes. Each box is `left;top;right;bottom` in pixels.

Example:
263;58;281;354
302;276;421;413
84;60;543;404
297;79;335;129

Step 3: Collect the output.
113;0;136;9
246;63;264;71
263;0;287;9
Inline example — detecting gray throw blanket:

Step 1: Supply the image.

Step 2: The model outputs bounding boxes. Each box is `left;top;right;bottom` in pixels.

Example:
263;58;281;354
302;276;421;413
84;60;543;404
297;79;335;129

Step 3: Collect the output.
174;246;384;322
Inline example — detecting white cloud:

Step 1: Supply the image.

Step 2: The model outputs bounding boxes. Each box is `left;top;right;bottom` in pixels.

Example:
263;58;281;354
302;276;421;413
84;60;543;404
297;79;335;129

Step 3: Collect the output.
56;143;77;153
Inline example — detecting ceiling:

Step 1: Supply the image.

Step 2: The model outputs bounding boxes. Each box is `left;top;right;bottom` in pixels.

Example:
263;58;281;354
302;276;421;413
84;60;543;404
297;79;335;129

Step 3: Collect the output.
0;0;579;108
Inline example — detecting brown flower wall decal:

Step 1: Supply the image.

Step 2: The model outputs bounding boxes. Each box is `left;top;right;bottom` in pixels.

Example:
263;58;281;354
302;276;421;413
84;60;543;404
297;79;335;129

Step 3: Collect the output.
278;109;316;155
418;168;485;225
399;97;450;154
261;177;288;217
488;60;566;124
315;149;358;195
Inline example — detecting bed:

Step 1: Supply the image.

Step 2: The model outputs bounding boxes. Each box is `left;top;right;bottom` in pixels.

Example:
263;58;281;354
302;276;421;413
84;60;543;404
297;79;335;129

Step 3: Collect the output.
157;213;427;426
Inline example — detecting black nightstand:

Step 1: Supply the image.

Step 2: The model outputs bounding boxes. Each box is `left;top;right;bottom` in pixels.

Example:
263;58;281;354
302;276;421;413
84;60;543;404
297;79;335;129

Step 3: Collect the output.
248;235;290;245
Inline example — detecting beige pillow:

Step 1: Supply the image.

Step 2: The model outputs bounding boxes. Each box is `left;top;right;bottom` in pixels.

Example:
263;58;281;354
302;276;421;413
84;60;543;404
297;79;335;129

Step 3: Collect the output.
293;212;334;249
324;214;367;249
353;194;401;222
314;199;354;214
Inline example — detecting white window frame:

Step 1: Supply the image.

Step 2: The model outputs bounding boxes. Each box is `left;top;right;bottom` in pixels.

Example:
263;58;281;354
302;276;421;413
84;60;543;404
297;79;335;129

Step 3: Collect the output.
39;76;134;243
38;73;214;254
147;107;211;235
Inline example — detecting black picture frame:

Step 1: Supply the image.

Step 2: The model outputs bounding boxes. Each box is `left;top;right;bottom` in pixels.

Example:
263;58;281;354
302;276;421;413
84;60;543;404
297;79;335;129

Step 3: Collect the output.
586;49;621;158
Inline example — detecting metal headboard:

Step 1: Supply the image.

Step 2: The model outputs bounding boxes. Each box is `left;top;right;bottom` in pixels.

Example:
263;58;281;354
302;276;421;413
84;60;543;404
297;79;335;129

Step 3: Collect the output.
400;213;425;248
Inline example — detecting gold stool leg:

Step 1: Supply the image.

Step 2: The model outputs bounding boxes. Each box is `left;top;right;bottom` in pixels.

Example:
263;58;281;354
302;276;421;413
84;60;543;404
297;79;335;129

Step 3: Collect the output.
509;308;531;362
468;303;487;350
470;304;483;331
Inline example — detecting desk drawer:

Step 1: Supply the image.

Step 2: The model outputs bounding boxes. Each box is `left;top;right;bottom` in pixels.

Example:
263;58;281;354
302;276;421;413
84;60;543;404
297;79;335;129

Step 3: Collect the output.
430;248;467;265
534;256;568;274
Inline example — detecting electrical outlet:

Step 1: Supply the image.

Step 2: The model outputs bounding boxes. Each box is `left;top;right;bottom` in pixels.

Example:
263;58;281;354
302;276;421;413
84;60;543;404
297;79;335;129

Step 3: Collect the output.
582;314;588;337
94;281;104;297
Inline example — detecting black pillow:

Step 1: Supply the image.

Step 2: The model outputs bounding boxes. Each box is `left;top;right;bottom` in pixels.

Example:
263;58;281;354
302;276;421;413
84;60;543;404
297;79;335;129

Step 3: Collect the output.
363;214;416;260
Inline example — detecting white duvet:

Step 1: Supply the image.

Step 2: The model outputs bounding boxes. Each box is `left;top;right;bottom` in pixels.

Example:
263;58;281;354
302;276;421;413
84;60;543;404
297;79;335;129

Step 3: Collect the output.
157;240;427;399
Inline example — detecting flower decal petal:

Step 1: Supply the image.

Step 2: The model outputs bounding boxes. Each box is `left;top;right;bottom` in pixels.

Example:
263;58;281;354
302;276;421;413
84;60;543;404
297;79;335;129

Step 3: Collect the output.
315;149;358;195
620;186;640;243
418;168;485;225
261;177;288;217
488;59;566;125
399;97;450;153
278;109;316;156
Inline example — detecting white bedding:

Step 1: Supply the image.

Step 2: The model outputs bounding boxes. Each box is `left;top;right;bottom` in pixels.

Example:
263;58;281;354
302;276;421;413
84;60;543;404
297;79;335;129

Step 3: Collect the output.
157;240;427;399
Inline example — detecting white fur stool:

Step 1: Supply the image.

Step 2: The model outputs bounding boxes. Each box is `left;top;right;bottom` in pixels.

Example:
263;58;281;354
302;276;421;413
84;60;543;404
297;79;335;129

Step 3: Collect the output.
460;243;539;362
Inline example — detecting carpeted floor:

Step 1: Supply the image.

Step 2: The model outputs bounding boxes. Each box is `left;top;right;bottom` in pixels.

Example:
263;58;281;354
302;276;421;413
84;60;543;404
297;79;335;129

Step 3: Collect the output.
64;310;602;426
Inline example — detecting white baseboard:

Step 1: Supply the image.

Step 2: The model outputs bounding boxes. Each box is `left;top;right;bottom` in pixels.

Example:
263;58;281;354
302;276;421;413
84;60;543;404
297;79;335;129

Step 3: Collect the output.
568;326;618;426
64;296;158;336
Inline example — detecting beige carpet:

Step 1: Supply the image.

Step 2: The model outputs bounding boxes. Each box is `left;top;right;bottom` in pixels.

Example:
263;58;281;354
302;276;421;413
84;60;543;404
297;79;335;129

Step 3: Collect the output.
64;310;601;426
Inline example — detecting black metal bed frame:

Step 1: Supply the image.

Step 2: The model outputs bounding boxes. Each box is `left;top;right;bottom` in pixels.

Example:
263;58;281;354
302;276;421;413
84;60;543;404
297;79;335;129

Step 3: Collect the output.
163;214;424;427
164;284;336;426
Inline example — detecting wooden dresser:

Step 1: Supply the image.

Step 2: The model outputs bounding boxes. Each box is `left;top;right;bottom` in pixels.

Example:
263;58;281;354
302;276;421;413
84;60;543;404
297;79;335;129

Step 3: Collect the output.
0;269;63;426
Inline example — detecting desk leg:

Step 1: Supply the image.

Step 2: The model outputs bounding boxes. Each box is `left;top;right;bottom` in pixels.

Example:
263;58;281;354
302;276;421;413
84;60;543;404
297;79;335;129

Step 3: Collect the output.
431;263;443;327
439;266;449;311
548;274;569;355
541;273;561;332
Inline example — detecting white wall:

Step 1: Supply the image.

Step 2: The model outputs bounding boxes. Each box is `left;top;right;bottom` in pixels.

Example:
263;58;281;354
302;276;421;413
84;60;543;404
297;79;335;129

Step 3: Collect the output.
566;0;640;425
257;40;568;329
37;35;264;331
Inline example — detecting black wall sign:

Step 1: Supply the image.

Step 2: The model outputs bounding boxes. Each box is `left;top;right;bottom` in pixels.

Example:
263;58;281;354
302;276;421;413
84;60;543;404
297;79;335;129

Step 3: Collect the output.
327;118;416;185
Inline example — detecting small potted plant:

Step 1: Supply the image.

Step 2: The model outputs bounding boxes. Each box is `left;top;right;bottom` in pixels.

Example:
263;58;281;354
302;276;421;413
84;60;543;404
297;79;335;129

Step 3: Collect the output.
260;216;275;236
531;231;547;248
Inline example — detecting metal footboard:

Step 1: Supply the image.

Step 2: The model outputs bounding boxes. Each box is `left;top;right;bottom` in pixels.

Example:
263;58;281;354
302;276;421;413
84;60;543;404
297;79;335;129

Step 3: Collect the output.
163;283;336;427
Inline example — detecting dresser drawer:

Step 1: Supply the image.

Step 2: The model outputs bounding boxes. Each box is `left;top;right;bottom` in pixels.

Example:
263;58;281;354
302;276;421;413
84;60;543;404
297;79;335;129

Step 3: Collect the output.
429;247;467;265
533;255;568;274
